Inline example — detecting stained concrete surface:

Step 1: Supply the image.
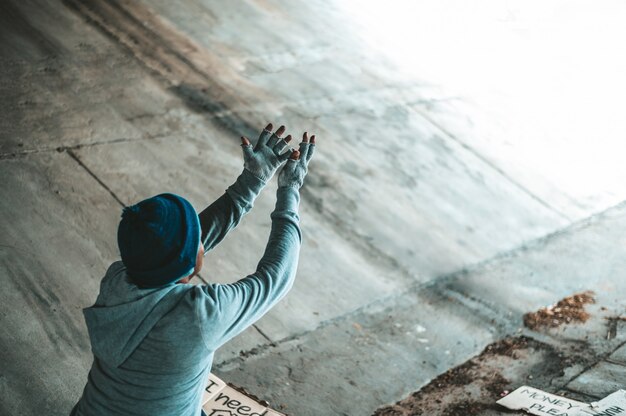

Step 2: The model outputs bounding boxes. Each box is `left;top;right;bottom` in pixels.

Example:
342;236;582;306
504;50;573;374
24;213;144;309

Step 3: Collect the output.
0;1;162;153
611;344;626;364
0;152;118;415
1;1;626;415
567;361;626;398
216;202;626;415
373;330;626;415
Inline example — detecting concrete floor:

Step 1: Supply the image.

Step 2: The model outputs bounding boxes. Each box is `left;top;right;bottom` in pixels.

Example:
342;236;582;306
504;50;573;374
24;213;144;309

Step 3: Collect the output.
1;1;625;415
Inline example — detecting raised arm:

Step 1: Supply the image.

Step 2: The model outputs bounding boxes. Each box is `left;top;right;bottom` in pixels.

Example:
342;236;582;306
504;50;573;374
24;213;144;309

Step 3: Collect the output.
197;133;316;348
199;124;295;252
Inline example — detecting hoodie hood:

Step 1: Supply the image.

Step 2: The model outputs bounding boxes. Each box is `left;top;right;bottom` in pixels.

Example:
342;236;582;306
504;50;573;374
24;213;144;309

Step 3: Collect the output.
83;261;189;367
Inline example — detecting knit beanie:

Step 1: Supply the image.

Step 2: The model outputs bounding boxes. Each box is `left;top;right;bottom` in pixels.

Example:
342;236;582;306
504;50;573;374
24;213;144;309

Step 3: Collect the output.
117;193;201;288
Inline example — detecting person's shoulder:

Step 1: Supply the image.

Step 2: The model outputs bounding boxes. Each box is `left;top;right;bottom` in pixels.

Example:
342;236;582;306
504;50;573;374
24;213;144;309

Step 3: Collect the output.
182;283;231;310
105;260;126;276
98;261;128;287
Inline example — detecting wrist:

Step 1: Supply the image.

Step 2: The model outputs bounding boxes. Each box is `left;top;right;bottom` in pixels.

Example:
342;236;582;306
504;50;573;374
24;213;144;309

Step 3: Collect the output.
277;183;300;190
277;176;303;189
242;166;270;184
241;167;268;187
275;186;300;211
226;169;267;207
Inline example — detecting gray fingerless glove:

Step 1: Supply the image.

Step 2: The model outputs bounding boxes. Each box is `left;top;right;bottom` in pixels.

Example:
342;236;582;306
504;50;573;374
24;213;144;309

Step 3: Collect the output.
242;127;294;183
278;141;315;188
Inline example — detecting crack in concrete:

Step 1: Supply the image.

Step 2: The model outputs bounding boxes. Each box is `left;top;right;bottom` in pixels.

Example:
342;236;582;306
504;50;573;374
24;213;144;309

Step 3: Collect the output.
66;149;126;207
0;134;166;160
563;339;626;391
299;185;419;283
433;286;518;333
63;0;264;142
214;196;626;368
252;325;275;345
372;334;615;415
413;107;573;223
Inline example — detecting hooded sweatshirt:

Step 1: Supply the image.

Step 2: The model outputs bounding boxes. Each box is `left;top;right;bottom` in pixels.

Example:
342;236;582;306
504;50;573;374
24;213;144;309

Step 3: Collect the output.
71;171;301;416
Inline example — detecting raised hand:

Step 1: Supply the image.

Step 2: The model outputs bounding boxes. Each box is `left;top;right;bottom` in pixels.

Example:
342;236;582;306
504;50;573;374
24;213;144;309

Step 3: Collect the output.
241;123;295;182
278;132;316;189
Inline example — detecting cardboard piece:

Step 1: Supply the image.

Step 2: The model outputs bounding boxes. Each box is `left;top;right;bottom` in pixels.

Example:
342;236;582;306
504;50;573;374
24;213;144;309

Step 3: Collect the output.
203;373;286;416
584;390;626;416
498;386;626;416
497;386;587;416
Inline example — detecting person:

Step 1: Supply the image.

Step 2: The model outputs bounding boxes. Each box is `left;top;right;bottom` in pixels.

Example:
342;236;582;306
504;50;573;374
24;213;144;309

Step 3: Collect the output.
70;124;316;416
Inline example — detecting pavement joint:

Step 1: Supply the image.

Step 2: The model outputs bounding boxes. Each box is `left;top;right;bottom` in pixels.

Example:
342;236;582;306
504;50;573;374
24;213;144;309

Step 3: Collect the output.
374;332;625;414
63;0;262;143
435;286;519;333
283;94;461;121
0;134;167;161
299;185;419;282
66;148;126;206
584;339;626;370
412;107;573;223
215;197;626;370
252;325;276;346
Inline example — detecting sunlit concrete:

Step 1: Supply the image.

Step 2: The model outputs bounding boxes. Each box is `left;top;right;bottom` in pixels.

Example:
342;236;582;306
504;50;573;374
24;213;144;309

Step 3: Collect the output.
342;0;626;219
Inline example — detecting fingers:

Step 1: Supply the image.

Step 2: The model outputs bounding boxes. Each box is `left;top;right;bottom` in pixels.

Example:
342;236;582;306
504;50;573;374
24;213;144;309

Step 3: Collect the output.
306;141;315;162
256;123;273;150
278;148;297;162
273;134;291;155
298;140;308;158
253;124;314;163
241;136;253;158
298;132;317;162
267;124;286;147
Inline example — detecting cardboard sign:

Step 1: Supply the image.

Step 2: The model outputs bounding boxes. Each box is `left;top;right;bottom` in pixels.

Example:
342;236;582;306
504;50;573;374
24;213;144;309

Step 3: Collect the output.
497;386;587;416
202;373;286;416
498;386;626;416
583;390;626;416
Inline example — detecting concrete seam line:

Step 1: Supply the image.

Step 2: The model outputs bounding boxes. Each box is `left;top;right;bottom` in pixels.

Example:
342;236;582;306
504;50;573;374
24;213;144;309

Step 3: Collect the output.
214;196;626;367
252;325;275;345
0;134;168;160
563;339;626;387
66;149;126;207
413;107;572;223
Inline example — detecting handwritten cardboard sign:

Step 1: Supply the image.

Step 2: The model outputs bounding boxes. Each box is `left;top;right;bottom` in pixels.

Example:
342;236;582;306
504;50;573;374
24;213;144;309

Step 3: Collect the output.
583;390;626;416
498;386;626;416
497;386;586;415
203;373;286;416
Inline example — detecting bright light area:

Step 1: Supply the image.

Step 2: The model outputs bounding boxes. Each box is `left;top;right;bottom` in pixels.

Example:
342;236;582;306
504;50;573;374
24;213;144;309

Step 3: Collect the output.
340;0;626;217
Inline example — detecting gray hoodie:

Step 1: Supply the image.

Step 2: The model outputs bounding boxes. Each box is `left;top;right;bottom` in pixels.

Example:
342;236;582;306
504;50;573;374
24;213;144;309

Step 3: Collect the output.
71;173;301;416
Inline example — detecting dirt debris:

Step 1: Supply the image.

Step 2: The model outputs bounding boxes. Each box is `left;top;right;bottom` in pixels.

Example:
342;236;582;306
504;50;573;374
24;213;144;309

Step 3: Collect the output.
523;291;595;330
372;336;573;416
441;400;488;416
420;361;476;392
483;373;511;397
482;336;529;358
227;383;270;407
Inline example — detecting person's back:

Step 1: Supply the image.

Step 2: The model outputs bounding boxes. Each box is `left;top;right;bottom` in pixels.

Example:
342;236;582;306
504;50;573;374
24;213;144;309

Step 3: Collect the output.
71;125;317;416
